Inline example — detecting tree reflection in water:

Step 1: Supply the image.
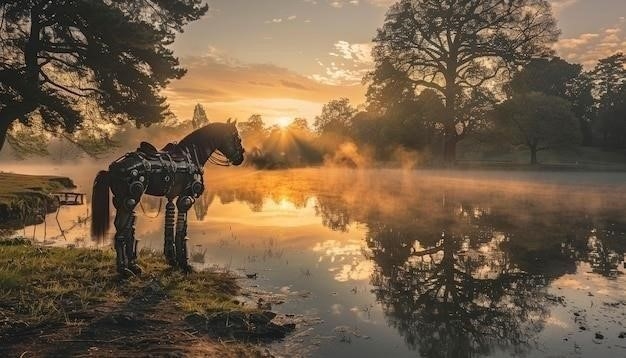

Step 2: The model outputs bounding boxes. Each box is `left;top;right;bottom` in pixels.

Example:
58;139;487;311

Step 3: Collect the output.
193;189;215;221
366;226;550;357
207;169;626;357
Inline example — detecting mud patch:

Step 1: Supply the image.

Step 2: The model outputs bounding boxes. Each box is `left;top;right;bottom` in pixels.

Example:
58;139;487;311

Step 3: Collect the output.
186;310;296;341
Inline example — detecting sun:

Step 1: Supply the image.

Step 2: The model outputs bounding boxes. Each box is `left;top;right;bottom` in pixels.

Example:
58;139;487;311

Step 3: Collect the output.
276;117;292;129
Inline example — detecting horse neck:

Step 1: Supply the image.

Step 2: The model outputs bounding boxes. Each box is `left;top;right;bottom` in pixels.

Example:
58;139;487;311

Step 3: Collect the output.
177;128;218;166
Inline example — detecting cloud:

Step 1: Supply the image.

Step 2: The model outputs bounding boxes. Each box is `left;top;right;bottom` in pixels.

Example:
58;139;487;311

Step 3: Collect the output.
364;0;395;6
332;41;373;63
311;41;374;85
264;15;299;24
556;33;600;49
550;0;579;14
554;20;626;68
162;48;365;125
329;0;361;8
280;80;310;90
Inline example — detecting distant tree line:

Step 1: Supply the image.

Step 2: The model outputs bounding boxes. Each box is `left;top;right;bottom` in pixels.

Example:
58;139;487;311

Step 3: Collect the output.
3;0;625;167
237;46;626;169
237;114;323;169
312;0;626;165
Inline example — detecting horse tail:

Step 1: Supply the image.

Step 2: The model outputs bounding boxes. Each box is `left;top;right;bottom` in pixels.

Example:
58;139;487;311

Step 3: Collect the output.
91;170;110;241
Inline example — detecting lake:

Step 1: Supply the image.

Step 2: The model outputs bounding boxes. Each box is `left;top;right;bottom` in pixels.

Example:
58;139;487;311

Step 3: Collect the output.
16;167;626;357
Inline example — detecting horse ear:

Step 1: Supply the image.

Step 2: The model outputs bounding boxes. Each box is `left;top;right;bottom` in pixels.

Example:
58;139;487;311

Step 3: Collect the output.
233;119;237;125
226;118;231;124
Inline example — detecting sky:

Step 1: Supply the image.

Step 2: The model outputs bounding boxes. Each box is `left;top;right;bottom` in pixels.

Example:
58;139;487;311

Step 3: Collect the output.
164;0;626;127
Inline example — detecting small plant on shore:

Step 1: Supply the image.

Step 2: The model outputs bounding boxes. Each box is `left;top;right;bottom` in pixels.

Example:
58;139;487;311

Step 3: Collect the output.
190;245;208;264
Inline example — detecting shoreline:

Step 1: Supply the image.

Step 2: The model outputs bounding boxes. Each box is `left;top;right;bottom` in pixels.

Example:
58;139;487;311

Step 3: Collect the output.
0;172;76;229
0;238;295;357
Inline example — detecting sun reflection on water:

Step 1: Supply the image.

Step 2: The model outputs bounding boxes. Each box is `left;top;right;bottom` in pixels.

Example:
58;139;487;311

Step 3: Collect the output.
14;167;626;358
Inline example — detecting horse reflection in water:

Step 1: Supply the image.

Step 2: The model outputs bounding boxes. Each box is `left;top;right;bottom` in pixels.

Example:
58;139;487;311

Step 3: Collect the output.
91;120;244;276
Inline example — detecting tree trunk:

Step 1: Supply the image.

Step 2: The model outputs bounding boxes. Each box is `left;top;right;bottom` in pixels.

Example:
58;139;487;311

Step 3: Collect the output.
0;8;42;152
442;73;458;165
0;117;15;152
0;104;36;151
443;136;457;164
530;146;538;165
579;119;593;147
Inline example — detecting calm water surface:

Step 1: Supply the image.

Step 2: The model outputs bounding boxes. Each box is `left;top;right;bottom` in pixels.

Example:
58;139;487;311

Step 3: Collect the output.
18;168;626;357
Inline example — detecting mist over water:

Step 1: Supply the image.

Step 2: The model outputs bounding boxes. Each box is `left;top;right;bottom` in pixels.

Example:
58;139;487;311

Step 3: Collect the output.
11;166;626;357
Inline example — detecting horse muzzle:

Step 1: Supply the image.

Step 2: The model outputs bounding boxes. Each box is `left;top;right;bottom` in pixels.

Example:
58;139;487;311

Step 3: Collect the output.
231;156;244;166
231;149;245;166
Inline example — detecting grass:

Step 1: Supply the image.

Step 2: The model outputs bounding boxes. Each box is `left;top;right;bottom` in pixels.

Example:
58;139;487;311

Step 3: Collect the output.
458;141;626;169
0;172;76;229
0;237;242;328
0;172;75;204
0;238;288;357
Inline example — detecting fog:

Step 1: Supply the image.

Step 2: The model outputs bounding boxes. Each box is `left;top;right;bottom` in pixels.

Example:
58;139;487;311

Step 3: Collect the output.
6;164;626;357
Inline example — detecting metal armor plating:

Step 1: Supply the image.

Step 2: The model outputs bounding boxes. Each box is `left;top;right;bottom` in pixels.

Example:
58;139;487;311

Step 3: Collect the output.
106;142;204;274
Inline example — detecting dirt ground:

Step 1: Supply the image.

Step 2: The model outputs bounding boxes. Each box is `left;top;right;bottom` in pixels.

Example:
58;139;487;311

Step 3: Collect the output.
1;282;268;357
0;240;294;357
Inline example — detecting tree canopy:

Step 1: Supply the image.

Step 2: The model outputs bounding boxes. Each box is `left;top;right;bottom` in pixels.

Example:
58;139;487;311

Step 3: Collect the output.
237;114;266;145
591;53;626;148
191;103;209;129
371;0;559;162
288;117;311;133
0;0;208;150
506;57;594;145
506;57;581;97
313;98;356;137
492;92;580;164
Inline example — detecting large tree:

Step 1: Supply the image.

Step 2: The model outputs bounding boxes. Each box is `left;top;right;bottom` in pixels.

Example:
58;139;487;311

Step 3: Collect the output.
314;98;356;137
356;89;445;154
507;57;595;145
365;59;417;116
506;57;580;97
0;0;208;151
288;117;311;134
591;53;626;148
191;103;209;129
492;92;580;164
238;114;266;144
371;0;559;163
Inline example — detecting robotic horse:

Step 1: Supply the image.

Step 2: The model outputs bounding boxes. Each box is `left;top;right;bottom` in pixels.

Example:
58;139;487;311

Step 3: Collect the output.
91;121;245;275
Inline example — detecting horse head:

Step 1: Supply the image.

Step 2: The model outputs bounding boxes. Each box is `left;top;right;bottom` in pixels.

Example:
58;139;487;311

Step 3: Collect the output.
180;120;245;166
213;119;245;165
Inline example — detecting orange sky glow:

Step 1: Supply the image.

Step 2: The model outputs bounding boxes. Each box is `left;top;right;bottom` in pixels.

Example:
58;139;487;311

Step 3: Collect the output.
163;0;626;127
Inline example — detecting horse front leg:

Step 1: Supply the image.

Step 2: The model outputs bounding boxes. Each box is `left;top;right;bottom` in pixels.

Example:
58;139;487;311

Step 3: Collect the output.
164;198;177;267
112;196;142;276
175;195;194;272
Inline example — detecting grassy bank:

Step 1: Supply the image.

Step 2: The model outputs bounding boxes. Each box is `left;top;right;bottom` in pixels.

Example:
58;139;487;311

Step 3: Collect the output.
0;172;76;229
0;238;292;357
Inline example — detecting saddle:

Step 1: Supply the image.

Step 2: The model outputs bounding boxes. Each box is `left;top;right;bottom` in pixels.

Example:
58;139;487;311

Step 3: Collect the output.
136;141;198;170
137;141;182;159
138;141;159;155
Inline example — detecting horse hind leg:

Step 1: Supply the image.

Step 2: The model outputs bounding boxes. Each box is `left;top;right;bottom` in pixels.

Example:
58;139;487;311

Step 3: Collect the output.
175;195;194;272
112;195;142;277
164;199;176;267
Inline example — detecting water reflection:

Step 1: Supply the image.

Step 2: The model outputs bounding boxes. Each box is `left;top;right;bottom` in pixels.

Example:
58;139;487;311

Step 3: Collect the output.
367;229;550;357
14;168;626;357
204;169;626;357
